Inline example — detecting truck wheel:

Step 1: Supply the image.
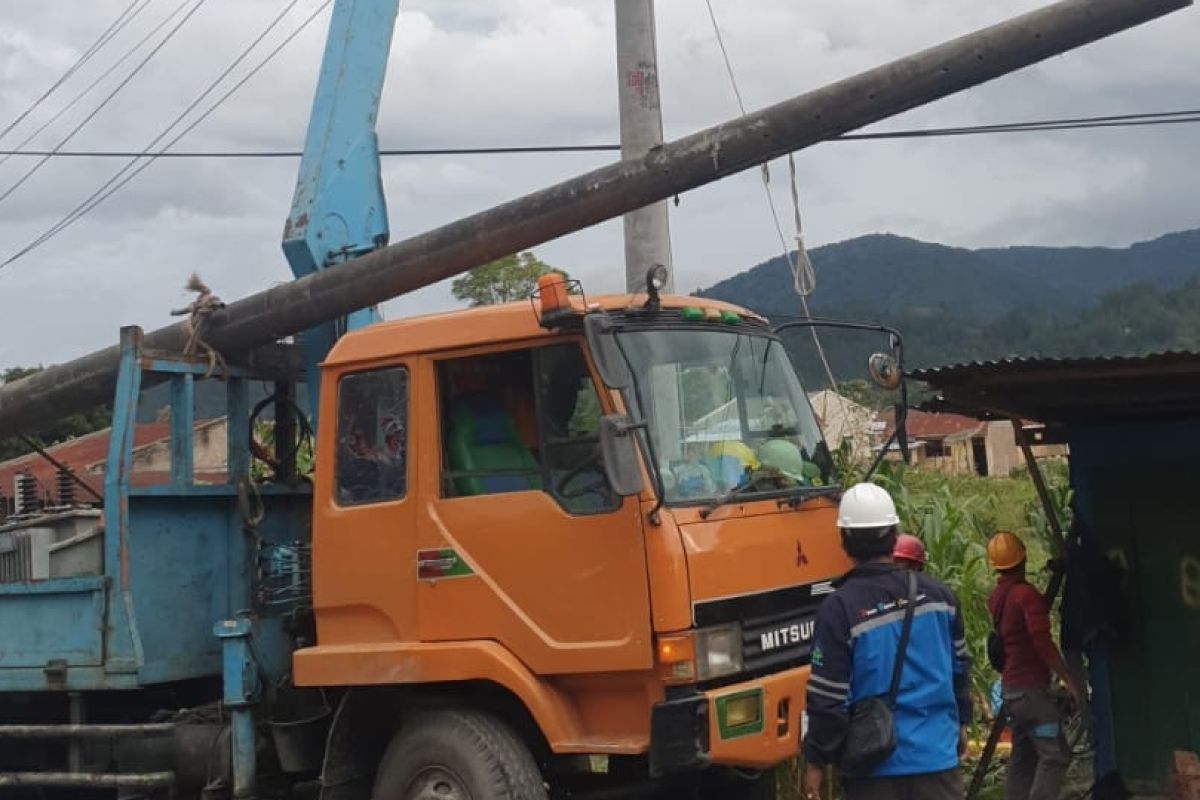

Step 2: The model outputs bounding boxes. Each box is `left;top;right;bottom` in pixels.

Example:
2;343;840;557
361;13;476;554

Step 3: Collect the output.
371;709;548;800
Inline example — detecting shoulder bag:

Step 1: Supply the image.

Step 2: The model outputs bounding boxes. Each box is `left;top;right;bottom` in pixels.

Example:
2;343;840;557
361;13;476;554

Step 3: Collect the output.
839;570;918;774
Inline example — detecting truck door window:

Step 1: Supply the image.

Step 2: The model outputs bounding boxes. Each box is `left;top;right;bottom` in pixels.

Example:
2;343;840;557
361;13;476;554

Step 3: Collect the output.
439;350;542;498
536;343;618;515
437;344;618;514
335;366;408;506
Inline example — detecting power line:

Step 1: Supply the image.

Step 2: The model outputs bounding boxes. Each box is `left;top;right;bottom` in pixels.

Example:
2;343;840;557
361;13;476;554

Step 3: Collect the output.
0;0;149;143
0;0;181;172
0;109;1194;160
0;0;207;208
839;109;1200;140
0;144;622;159
2;0;334;271
9;0;308;263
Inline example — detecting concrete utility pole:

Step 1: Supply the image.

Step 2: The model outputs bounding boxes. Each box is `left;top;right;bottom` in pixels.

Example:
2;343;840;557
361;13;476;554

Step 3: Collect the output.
615;0;673;292
0;0;1189;439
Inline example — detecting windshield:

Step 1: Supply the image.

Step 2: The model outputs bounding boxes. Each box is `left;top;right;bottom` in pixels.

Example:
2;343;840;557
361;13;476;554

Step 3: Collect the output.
616;327;831;505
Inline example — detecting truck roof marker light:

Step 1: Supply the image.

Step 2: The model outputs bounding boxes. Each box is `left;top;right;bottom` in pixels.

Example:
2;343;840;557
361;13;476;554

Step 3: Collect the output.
704;307;723;322
533;272;579;329
719;310;740;325
681;306;703;321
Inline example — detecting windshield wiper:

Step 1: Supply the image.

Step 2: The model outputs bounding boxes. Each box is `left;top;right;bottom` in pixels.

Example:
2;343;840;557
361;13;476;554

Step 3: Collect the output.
698;482;763;519
777;483;840;509
698;476;794;519
699;480;836;519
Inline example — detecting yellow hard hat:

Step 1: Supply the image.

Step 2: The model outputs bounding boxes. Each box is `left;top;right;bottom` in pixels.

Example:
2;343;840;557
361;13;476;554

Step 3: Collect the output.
987;531;1027;571
708;440;759;469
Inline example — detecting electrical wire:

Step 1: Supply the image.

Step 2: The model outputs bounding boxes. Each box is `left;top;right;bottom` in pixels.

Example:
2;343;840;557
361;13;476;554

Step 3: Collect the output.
1;0;334;271
0;0;207;208
0;0;183;172
4;0;307;263
0;143;622;158
839;109;1200;140
0;0;151;144
0;110;1195;160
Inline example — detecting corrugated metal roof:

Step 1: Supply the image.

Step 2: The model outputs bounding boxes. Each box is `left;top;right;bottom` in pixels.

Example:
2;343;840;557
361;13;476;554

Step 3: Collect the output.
912;350;1200;381
912;351;1200;424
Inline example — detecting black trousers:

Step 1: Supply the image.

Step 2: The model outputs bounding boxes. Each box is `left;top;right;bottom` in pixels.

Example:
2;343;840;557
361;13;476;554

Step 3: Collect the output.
842;767;962;800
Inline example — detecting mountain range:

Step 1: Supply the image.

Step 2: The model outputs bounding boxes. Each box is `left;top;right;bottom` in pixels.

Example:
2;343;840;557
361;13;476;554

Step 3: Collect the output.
696;227;1200;378
698;228;1200;317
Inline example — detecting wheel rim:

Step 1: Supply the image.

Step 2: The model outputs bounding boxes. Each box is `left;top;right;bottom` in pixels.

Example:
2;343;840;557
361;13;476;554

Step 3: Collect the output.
404;765;473;800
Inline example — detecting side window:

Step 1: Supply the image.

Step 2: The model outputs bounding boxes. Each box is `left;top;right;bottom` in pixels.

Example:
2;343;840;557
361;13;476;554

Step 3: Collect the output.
536;344;618;514
335;367;408;506
436;344;618;515
438;350;542;499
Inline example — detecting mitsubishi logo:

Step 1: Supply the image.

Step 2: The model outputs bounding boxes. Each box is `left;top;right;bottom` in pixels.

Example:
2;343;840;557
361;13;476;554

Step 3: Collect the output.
796;540;809;567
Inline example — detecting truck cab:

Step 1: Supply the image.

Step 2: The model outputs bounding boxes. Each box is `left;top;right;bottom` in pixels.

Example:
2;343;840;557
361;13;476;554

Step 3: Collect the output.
295;283;851;796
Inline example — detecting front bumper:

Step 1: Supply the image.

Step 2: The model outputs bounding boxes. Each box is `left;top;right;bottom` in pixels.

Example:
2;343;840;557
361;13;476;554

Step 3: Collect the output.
649;664;810;774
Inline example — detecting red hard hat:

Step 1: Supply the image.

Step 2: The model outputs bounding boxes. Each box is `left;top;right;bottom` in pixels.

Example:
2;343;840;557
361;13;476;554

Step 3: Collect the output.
893;534;926;566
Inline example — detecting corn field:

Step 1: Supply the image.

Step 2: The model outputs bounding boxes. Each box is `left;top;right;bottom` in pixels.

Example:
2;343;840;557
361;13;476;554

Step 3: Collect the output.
777;462;1072;799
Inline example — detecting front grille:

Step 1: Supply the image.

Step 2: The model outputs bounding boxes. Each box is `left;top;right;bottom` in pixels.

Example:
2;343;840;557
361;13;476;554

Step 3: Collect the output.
694;580;834;677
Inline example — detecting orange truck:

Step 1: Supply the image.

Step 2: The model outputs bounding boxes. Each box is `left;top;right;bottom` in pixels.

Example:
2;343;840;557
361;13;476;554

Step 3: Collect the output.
293;276;854;798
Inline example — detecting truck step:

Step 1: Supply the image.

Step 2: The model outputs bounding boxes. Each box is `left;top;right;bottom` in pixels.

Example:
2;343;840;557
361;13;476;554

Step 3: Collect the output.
0;771;174;788
0;722;174;739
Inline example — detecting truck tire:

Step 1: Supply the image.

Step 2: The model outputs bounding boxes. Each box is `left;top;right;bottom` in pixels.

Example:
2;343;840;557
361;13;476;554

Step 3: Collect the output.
371;709;548;800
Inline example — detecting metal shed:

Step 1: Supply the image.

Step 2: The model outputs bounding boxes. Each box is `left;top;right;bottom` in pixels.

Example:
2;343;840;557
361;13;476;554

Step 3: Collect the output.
914;352;1200;793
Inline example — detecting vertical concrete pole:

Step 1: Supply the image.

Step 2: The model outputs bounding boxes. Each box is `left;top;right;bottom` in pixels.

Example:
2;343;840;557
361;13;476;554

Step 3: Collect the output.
615;0;673;292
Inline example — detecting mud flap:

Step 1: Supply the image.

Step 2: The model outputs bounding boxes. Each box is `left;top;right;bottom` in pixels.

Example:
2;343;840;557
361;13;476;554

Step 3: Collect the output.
319;689;394;800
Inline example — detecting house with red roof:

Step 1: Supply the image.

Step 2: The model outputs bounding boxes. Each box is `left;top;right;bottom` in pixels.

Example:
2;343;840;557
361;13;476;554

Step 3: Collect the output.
0;419;228;517
877;408;1064;477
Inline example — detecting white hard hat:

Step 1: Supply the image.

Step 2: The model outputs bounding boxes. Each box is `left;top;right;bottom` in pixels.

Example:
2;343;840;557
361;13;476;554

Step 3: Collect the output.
837;483;900;529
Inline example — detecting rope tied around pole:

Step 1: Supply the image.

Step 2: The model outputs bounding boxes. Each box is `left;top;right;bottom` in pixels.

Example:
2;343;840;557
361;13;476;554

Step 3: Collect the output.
170;273;227;378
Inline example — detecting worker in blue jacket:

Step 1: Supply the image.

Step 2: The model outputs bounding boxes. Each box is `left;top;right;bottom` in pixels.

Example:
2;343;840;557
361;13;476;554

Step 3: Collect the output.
803;483;972;800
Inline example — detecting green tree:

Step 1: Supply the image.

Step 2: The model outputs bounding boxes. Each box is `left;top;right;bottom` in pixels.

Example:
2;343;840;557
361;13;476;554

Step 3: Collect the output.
0;367;112;462
451;251;571;307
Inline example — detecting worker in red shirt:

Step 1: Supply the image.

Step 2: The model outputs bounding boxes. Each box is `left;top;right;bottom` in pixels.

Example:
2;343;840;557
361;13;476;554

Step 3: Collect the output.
987;531;1085;800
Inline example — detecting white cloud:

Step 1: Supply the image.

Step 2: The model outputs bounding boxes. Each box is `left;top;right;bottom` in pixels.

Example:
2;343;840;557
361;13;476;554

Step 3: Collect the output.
0;0;1197;365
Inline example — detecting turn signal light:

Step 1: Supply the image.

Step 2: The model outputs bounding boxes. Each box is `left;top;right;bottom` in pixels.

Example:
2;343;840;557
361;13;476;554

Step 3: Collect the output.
656;633;697;684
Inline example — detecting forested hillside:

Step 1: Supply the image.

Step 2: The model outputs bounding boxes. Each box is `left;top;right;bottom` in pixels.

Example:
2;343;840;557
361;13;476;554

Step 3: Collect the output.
698;228;1200;374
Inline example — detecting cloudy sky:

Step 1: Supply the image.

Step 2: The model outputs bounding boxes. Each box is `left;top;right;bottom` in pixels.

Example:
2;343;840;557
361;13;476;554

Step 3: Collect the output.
0;0;1196;367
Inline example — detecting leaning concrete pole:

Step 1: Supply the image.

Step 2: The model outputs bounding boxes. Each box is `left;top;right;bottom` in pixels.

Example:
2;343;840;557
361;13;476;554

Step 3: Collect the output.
0;0;1189;439
615;0;674;292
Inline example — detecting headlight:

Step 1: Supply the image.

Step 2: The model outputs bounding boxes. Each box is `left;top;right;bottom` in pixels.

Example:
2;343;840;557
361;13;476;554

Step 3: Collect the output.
695;623;744;681
656;624;744;685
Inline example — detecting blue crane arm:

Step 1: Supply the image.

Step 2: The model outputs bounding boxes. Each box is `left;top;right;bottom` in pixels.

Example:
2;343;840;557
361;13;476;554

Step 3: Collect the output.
281;0;400;417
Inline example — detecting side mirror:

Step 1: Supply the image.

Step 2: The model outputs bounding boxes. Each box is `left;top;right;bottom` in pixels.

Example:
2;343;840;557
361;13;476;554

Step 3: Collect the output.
599;414;645;497
584;313;632;390
868;352;902;390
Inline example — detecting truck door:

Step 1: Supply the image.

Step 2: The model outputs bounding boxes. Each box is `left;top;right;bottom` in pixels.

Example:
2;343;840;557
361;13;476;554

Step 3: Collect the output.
416;341;652;674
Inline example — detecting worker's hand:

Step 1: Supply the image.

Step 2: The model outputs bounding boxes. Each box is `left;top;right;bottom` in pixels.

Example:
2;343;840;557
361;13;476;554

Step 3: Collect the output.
1067;680;1086;710
804;763;824;800
959;726;970;759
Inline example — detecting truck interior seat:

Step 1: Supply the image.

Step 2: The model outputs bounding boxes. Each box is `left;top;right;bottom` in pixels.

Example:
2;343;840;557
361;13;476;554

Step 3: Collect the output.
447;394;541;497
